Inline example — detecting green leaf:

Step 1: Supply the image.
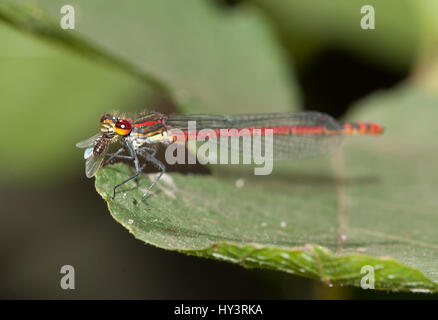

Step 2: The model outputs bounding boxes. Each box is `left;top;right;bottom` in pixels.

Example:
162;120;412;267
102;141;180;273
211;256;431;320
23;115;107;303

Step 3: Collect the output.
0;0;299;114
95;82;438;292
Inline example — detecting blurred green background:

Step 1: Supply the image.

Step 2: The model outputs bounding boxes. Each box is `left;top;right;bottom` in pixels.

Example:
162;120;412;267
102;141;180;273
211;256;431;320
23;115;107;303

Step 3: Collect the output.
1;0;438;298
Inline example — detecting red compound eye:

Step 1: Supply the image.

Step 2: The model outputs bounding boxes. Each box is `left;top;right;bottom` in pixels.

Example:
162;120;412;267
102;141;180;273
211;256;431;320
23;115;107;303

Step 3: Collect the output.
100;114;111;123
115;119;132;136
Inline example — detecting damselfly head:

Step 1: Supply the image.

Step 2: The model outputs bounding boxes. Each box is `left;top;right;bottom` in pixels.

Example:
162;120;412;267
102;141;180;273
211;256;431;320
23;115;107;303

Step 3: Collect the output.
100;113;118;136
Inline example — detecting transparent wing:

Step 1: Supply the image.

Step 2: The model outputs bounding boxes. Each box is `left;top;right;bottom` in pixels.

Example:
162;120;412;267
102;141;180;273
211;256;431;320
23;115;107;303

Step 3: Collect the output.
166;111;344;161
85;151;106;178
76;133;101;148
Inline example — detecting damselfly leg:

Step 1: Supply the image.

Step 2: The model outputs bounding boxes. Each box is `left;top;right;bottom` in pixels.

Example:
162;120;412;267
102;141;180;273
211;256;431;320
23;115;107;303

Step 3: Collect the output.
107;142;164;202
105;145;158;164
137;147;166;202
109;140;140;199
104;147;133;165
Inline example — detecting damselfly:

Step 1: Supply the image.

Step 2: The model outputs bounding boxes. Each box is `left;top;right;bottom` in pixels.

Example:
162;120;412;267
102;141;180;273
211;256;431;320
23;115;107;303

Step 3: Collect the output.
76;111;383;201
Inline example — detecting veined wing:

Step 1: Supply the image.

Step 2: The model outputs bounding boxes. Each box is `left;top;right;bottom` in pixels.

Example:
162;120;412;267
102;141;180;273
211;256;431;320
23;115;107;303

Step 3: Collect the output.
84;150;106;178
166;111;345;160
76;133;101;148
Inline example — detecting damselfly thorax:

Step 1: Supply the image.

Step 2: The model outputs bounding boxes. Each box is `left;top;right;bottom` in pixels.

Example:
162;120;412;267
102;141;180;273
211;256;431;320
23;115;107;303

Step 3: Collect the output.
127;112;173;149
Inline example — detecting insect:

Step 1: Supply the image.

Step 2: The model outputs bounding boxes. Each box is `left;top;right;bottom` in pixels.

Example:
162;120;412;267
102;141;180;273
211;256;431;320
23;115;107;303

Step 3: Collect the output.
76;111;383;202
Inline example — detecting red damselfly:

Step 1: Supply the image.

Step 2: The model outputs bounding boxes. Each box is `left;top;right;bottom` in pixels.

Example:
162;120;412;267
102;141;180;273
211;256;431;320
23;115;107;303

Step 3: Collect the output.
76;111;383;202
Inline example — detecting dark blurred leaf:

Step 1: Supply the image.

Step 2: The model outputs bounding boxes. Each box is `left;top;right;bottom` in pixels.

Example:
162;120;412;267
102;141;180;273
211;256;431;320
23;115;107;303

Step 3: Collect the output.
0;0;300;114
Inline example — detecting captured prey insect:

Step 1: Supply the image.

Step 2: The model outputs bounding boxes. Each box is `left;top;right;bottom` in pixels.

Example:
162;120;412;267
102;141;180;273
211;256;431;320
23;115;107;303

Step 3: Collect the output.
76;111;383;202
